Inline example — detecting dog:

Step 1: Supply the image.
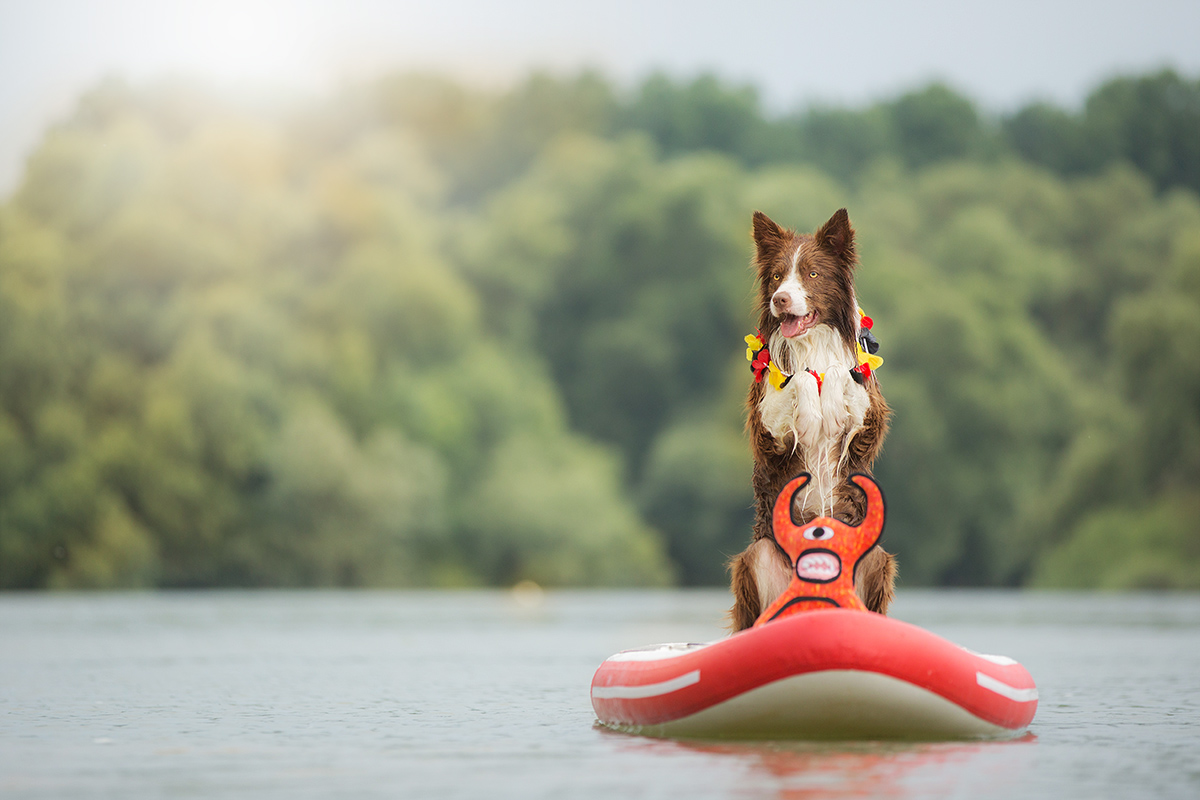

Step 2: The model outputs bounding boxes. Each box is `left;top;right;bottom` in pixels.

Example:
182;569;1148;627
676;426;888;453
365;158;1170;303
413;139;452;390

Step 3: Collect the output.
728;208;896;631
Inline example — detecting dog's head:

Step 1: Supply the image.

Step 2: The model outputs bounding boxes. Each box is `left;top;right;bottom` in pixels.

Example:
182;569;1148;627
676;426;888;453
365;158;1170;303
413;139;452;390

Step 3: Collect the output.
751;209;859;348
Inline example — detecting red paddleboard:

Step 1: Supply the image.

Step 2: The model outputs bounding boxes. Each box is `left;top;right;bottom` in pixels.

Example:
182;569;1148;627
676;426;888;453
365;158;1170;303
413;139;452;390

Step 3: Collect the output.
591;609;1038;740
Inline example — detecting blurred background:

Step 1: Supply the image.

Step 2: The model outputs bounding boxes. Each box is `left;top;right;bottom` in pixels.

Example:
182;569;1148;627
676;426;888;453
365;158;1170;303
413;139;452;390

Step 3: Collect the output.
1;0;1198;591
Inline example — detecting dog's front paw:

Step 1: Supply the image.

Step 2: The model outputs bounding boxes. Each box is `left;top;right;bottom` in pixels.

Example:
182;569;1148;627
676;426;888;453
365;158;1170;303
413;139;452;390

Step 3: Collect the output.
760;374;821;451
820;367;869;438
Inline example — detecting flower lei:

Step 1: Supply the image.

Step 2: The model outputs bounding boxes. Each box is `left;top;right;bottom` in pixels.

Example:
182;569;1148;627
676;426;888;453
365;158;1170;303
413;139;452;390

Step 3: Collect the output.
745;308;883;393
744;332;792;390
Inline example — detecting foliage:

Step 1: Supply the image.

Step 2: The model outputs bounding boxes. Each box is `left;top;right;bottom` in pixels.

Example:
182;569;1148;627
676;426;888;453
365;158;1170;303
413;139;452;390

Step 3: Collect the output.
1;68;1198;589
1032;494;1200;590
0;79;671;588
1005;70;1200;196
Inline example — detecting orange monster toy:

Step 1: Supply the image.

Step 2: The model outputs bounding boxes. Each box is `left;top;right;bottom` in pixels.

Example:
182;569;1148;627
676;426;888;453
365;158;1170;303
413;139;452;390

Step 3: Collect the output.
752;473;886;627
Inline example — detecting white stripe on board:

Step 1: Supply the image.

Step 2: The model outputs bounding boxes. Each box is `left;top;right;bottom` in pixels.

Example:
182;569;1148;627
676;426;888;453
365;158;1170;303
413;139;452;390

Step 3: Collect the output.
591;670;701;700
976;671;1039;702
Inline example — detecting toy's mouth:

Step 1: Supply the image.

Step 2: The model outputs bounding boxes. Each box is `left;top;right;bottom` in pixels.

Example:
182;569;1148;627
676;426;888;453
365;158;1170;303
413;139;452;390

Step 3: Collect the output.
780;310;819;338
796;549;841;583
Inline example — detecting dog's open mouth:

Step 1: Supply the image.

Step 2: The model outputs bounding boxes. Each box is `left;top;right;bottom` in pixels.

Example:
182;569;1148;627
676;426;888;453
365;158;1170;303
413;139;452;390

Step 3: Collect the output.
780;310;819;338
796;550;841;583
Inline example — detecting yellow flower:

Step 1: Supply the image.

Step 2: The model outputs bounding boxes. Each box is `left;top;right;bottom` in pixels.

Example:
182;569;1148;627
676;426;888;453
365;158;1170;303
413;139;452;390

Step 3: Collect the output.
767;361;790;390
856;340;883;371
744;333;764;361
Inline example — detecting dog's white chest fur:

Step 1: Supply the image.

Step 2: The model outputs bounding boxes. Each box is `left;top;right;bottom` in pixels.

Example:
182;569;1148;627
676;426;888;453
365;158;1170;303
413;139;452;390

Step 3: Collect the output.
757;326;870;515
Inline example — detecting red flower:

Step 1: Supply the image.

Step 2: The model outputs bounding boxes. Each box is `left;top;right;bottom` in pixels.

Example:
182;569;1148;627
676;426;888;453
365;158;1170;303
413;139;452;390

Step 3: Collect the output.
750;347;771;383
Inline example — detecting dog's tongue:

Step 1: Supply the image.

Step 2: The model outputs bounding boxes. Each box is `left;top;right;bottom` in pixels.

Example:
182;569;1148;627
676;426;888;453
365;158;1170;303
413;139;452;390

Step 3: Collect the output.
781;311;817;338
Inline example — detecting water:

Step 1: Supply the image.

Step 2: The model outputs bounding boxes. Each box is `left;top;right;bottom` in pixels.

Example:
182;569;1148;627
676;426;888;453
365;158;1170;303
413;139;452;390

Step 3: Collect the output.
2;589;1198;799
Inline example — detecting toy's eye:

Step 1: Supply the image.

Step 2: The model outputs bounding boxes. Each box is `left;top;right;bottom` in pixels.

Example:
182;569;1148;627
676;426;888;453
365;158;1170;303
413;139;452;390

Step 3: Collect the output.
803;526;833;540
809;271;818;278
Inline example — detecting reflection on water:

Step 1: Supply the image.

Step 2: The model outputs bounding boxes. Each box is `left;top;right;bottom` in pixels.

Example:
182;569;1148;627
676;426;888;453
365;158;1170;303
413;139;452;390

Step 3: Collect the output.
674;735;1037;799
1;590;1198;799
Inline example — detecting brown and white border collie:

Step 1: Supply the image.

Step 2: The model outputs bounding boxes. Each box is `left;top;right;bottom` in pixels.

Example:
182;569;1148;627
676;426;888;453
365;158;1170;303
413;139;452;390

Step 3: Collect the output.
728;208;896;631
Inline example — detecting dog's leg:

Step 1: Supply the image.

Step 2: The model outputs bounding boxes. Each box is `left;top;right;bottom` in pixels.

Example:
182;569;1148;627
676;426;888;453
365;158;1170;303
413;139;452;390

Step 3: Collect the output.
728;538;793;632
728;549;761;632
854;546;897;615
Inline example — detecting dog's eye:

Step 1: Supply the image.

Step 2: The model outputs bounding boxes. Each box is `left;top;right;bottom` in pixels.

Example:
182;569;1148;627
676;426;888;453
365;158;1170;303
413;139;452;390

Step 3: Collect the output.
772;273;781;281
809;271;818;278
803;526;833;540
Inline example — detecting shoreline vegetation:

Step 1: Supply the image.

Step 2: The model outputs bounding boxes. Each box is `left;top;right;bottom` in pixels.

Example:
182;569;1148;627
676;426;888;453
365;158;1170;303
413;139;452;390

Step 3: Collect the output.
1;69;1197;590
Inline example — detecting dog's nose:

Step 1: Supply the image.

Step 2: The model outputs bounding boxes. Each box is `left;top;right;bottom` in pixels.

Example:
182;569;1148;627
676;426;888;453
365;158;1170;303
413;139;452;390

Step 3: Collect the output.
773;291;791;313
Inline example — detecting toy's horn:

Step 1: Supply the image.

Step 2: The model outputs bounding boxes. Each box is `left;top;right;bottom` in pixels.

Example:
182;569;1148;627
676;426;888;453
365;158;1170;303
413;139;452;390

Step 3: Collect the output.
849;473;885;536
772;473;811;533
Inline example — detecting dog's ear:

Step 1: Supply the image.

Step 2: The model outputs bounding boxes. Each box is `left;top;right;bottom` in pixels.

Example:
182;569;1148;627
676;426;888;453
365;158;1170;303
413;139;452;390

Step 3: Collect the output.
815;208;857;267
752;211;787;266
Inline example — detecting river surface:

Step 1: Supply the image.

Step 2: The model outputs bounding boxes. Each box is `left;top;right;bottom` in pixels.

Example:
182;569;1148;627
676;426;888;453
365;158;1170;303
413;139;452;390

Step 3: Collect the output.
2;589;1198;799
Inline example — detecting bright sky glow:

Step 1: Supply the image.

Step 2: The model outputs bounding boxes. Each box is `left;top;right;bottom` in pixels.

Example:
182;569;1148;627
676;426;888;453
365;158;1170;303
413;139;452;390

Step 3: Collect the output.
1;0;1198;194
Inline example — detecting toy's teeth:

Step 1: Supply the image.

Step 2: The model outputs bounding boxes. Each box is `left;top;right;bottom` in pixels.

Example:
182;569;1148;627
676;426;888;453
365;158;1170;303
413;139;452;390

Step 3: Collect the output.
796;552;841;581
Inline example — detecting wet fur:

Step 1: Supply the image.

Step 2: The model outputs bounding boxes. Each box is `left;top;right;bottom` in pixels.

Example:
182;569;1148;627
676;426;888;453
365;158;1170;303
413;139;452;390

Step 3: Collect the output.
728;209;896;632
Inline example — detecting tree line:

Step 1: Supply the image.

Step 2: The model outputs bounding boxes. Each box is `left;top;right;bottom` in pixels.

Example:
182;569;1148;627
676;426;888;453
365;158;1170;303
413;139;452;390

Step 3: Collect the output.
0;69;1197;589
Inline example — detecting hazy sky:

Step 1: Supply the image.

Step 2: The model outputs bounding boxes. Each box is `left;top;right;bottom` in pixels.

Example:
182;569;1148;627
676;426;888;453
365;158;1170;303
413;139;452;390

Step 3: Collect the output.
2;0;1198;194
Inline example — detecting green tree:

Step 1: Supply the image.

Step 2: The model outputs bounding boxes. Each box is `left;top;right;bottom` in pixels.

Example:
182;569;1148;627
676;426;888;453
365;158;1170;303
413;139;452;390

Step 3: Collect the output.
621;73;770;162
1005;70;1200;196
1031;213;1200;588
885;84;991;169
1084;70;1200;195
